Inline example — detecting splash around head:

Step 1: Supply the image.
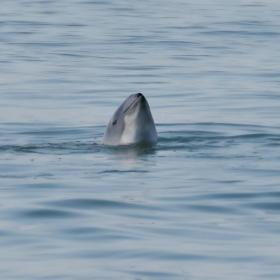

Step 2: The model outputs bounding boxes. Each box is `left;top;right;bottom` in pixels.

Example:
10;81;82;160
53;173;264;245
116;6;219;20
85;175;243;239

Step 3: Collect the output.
103;93;157;146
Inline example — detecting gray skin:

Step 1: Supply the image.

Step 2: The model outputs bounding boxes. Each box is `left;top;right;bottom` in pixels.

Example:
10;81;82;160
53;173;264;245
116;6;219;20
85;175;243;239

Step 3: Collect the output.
103;93;157;146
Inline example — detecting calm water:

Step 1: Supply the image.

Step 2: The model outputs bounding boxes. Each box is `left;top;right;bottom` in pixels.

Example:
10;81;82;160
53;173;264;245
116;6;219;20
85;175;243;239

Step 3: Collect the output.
1;0;280;279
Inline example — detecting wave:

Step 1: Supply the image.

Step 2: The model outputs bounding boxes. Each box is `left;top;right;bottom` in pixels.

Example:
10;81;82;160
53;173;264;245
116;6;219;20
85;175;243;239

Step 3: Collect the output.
0;122;279;154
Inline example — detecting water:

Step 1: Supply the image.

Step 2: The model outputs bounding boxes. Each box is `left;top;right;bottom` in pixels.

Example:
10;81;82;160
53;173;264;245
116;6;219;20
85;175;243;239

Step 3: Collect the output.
1;0;280;279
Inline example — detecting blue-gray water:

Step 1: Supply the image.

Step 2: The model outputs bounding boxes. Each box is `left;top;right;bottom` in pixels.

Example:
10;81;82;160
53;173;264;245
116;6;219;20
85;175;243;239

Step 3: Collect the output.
1;1;280;279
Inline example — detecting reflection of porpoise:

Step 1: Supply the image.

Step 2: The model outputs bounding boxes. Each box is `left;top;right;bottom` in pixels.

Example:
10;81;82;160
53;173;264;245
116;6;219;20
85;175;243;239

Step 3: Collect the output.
103;93;157;146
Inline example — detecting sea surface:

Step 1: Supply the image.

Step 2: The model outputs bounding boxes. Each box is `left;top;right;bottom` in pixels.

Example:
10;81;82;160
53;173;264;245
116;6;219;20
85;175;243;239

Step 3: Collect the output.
1;0;280;279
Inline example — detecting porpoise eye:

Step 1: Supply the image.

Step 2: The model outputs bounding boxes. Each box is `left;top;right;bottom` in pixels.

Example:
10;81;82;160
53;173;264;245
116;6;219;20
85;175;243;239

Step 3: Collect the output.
112;120;117;125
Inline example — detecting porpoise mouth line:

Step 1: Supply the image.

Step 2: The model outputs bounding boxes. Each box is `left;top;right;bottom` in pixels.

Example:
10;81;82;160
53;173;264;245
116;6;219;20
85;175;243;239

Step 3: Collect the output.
123;96;140;114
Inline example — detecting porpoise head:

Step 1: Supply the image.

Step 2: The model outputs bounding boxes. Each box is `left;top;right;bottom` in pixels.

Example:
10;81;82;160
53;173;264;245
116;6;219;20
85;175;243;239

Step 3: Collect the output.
103;93;157;146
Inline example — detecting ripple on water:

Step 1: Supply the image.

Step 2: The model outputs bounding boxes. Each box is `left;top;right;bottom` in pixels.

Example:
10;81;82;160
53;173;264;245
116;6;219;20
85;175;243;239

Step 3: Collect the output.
157;191;280;218
47;198;157;211
246;202;280;212
99;169;148;174
191;191;280;201
0;142;99;154
18;208;79;219
19;182;63;189
62;226;138;241
77;249;208;261
129;270;183;280
1;123;279;156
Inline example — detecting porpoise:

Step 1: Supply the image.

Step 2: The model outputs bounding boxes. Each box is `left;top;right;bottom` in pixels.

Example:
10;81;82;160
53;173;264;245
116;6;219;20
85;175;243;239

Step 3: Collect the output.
103;93;157;146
